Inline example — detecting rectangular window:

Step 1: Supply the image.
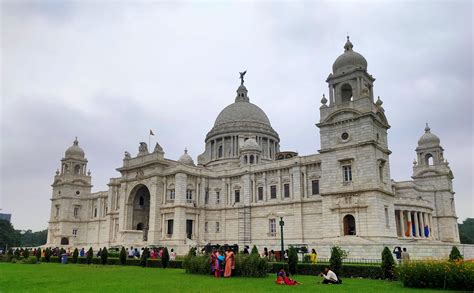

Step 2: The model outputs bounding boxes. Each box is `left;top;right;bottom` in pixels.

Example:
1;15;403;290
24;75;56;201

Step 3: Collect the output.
167;219;174;235
169;189;175;200
216;222;220;233
270;185;277;199
258;187;264;201
311;180;320;195
73;207;79;217
72;229;77;237
379;165;384;182
269;219;276;235
284;184;290;198
385;207;389;228
234;190;240;203
216;192;220;204
55;205;60;218
186;189;193;203
205;190;209;204
342;165;352;182
205;222;208;233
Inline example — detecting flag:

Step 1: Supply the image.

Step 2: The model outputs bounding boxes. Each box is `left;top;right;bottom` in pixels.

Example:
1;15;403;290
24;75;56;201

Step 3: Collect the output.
150;129;155;136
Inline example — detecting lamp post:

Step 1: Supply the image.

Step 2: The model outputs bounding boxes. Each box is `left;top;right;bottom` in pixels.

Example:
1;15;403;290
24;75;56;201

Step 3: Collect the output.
279;217;284;261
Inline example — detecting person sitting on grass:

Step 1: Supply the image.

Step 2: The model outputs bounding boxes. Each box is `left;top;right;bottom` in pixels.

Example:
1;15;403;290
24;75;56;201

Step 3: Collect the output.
320;266;341;284
275;268;300;286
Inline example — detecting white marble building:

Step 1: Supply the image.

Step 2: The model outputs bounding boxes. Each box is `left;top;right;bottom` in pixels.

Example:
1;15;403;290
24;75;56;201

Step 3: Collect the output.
46;38;468;258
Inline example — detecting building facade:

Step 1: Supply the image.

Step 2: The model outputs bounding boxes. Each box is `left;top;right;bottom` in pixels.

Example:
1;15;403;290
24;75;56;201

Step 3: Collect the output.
46;38;465;258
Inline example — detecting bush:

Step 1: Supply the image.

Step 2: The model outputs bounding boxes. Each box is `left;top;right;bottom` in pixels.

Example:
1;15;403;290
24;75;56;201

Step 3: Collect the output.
44;248;51;263
234;254;269;278
120;247;127;265
397;260;474;291
86;247;93;264
21;256;38;264
23;249;30;259
183;255;210;274
36;248;42;261
449;246;463;261
251;245;259;256
162;247;170;269
72;248;79;264
14;249;21;259
267;262;383;278
101;247;108;265
187;247;197;257
381;246;395;280
140;248;149;267
288;246;298;275
329;246;347;276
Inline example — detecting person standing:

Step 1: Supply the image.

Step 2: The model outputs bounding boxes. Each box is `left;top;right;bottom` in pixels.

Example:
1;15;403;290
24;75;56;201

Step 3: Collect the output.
310;249;318;264
170;249;177;261
401;248;410;263
224;247;235;277
393;247;402;264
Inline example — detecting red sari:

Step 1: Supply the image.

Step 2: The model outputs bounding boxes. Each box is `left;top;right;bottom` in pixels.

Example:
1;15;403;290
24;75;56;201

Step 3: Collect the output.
224;251;234;277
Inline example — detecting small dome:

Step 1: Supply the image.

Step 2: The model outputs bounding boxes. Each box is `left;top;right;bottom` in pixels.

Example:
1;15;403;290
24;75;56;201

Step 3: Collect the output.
332;37;367;75
418;124;440;148
178;148;195;166
241;138;261;151
65;138;85;159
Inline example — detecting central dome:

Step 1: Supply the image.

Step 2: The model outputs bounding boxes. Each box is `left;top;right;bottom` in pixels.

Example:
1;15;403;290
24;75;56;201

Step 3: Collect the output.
332;37;367;75
214;101;271;127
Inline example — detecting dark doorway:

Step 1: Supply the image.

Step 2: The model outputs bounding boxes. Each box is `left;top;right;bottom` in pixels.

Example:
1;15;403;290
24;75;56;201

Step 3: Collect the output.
186;219;193;239
343;214;356;235
61;237;69;245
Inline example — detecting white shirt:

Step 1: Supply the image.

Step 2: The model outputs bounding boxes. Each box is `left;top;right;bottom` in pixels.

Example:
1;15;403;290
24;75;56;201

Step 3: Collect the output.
324;270;338;281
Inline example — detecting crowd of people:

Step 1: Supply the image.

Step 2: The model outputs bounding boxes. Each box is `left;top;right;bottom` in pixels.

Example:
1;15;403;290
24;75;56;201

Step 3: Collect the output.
209;247;235;278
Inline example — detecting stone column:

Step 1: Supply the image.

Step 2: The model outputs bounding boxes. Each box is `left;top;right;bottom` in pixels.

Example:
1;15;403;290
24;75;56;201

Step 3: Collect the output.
406;211;412;238
413;211;420;238
147;181;161;243
399;210;405;238
419;212;425;238
302;166;307;198
423;213;429;238
173;207;186;240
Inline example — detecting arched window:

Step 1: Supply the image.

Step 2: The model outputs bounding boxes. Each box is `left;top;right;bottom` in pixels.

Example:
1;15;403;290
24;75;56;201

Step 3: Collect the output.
139;196;144;206
425;153;434;166
343;214;356;235
94;207;97;218
60;237;69;245
244;156;248;164
341;83;353;103
250;155;254;164
218;145;223;158
136;223;144;230
74;164;81;175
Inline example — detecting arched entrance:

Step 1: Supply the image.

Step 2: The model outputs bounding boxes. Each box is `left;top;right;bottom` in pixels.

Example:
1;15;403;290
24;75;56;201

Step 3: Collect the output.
61;237;69;245
343;214;356;235
129;184;150;241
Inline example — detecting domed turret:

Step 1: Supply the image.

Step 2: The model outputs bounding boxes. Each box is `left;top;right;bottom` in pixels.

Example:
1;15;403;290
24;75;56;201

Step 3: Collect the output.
65;137;85;159
332;36;368;75
178;148;195;166
417;123;440;148
241;138;260;151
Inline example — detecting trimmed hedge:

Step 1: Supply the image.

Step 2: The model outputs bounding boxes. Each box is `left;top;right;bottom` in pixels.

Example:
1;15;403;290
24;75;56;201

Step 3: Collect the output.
268;262;383;279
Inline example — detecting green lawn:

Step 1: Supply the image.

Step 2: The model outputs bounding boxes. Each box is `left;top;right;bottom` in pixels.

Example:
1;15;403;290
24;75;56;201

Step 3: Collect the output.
0;263;457;292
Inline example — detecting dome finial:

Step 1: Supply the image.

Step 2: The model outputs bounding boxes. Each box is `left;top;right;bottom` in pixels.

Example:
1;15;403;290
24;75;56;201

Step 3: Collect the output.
344;35;353;52
425;123;431;133
74;137;79;145
184;148;188;154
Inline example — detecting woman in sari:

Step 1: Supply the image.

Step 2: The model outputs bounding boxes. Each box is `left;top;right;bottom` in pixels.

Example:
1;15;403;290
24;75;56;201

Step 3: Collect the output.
275;268;300;286
214;251;222;278
224;247;235;277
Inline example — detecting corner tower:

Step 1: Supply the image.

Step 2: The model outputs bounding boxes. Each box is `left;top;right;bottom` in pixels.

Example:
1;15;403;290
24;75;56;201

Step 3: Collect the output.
317;37;395;239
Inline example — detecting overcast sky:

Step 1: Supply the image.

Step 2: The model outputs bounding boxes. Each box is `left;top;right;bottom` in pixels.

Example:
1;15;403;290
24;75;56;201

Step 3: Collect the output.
1;0;472;231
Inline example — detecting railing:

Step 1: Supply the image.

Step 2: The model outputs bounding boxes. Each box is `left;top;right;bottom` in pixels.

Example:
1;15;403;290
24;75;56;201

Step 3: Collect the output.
315;257;381;264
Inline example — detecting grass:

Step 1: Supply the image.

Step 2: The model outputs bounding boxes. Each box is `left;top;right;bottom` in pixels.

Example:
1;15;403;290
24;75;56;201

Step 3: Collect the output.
0;262;458;293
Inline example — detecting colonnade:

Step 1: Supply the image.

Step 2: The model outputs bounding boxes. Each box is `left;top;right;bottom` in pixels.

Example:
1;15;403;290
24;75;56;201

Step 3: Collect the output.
395;209;433;239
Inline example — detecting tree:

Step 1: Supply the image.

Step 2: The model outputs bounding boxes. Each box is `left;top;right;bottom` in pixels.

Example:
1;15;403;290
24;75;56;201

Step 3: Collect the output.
72;248;79;264
329;246;347;276
45;248;51;262
251;245;259;256
288;246;298;275
459;218;474;244
449;246;463;261
0;220;20;249
120;247;127;265
162;247;170;269
86;247;93;264
101;247;108;265
381;247;395;280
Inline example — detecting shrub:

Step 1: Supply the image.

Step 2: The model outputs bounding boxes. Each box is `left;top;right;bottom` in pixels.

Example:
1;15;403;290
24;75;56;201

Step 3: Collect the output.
288;246;298;275
234;254;269;278
449;246;463;261
187;247;197;257
120;247;127;265
183;255;210;275
381;246;395;280
162;247;170;268
36;248;42;261
21;256;38;264
101;247;108;265
14;249;21;259
397;260;474;291
329;246;347;276
6;248;13;262
251;245;259;256
44;248;51;263
140;248;149;267
86;247;93;264
72;248;79;264
23;249;30;259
